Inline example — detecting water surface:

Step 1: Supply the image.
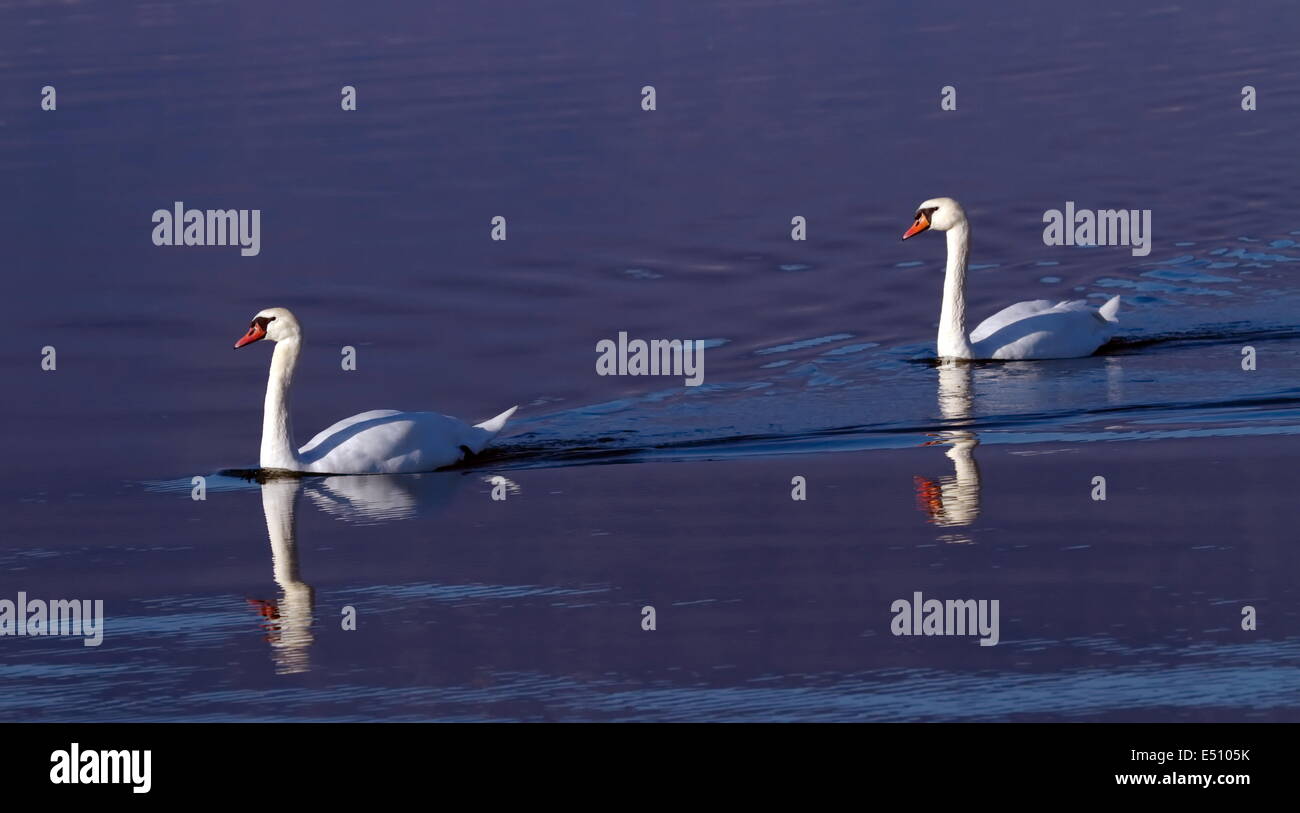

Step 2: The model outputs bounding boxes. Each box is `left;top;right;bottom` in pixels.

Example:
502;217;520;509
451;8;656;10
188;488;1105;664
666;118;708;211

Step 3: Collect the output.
2;0;1298;721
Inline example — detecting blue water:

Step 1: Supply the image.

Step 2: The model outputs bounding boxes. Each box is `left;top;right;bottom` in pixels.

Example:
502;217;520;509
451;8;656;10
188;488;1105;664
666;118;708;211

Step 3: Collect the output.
2;0;1298;721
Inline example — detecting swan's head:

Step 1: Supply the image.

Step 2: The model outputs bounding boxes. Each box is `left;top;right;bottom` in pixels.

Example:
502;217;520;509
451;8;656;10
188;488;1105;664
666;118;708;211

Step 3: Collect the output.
902;197;966;240
234;307;302;349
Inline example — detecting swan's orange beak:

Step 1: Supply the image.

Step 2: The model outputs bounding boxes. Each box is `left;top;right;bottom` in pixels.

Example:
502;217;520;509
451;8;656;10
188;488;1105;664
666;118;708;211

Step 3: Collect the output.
902;213;930;240
234;325;266;348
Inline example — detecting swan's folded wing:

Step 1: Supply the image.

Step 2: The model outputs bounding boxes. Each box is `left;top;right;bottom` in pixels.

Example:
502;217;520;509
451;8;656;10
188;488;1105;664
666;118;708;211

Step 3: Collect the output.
969;299;1057;343
971;299;1118;360
298;409;403;455
297;410;498;473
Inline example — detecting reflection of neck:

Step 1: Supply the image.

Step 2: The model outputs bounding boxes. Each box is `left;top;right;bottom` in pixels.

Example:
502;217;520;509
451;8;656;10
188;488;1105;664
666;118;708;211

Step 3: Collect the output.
263;479;304;588
936;361;973;422
937;432;981;527
928;364;980;527
260;478;314;674
947;435;980;493
261;339;301;470
937;224;973;360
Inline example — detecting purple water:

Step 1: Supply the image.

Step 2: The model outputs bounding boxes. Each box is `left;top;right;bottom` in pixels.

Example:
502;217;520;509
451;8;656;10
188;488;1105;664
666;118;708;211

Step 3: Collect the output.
2;0;1298;720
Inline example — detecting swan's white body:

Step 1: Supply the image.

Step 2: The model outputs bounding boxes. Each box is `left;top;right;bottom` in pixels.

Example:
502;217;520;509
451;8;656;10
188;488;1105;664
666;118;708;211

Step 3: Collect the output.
903;197;1121;361
236;307;516;474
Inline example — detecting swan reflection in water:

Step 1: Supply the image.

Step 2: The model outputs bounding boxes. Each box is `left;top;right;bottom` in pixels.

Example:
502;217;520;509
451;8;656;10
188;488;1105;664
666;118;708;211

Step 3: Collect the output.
248;471;478;674
914;362;981;539
913;357;1128;538
251;477;314;674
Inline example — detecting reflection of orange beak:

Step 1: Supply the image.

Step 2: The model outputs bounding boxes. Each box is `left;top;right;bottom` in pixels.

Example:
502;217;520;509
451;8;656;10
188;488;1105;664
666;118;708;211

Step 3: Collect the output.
234;325;266;348
247;598;280;620
913;475;943;520
902;213;930;240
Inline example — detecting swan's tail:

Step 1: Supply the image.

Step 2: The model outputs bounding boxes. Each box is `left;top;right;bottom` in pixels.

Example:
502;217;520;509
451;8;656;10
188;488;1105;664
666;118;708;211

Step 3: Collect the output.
1098;295;1121;323
474;405;518;438
463;406;518;455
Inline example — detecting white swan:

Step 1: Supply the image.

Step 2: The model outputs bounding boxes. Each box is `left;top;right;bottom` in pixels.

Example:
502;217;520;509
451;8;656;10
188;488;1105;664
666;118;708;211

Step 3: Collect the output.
902;197;1121;360
234;307;517;474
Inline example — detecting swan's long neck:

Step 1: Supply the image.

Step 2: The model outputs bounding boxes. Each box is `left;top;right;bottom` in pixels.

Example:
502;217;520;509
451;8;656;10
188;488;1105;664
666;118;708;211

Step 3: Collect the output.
261;338;301;470
937;222;973;360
